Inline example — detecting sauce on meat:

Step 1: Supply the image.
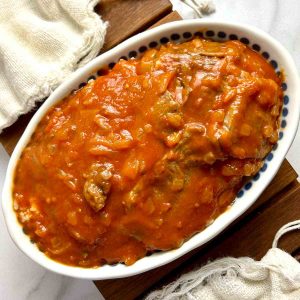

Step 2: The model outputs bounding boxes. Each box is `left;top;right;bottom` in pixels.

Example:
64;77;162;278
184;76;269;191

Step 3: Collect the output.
13;38;283;267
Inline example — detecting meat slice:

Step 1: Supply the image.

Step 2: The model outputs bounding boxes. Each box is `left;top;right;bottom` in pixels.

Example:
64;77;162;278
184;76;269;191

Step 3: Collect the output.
173;122;225;166
207;71;281;160
123;156;186;210
83;163;114;212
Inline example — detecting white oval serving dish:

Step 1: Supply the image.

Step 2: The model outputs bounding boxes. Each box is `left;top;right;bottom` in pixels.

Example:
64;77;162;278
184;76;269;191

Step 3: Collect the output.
2;20;300;279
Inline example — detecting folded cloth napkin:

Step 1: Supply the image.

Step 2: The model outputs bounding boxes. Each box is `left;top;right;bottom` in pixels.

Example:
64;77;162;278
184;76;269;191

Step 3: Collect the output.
146;221;300;300
0;0;106;133
171;0;215;19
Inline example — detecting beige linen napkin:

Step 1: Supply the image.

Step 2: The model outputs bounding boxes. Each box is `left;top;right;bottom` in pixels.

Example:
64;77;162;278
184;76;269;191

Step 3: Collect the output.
0;0;106;133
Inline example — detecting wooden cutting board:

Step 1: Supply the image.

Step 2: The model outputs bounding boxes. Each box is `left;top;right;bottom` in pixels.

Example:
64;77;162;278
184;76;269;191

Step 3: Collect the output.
1;1;299;299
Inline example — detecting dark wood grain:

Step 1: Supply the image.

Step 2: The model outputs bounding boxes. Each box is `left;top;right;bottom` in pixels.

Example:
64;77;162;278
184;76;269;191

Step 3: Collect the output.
0;2;299;300
95;181;300;300
0;106;39;155
0;0;173;155
250;159;297;211
96;0;172;52
148;10;181;29
293;248;300;262
142;181;300;298
93;11;300;300
94;171;298;300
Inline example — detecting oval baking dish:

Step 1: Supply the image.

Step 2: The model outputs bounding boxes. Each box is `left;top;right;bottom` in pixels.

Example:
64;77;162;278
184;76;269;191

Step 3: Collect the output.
2;20;300;279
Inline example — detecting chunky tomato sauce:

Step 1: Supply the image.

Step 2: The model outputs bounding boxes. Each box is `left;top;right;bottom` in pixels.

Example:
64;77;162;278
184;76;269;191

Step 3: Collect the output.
13;38;282;267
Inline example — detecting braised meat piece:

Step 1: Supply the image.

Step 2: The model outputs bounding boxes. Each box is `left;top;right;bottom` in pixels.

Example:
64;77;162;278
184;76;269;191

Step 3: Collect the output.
83;163;114;212
13;37;282;267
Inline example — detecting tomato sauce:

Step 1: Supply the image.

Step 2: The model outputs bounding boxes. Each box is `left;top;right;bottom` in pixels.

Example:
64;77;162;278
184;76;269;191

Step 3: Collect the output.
13;38;282;267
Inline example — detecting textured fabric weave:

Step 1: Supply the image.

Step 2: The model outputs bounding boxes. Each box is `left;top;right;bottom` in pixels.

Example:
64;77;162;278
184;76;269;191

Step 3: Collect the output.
0;0;106;132
171;0;215;19
146;221;300;300
146;249;300;300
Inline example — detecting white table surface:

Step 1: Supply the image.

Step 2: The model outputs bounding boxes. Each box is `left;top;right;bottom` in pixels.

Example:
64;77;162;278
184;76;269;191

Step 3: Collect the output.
0;1;299;299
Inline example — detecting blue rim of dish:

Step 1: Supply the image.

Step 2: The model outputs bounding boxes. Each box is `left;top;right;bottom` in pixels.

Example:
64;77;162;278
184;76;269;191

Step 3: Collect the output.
77;30;288;200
